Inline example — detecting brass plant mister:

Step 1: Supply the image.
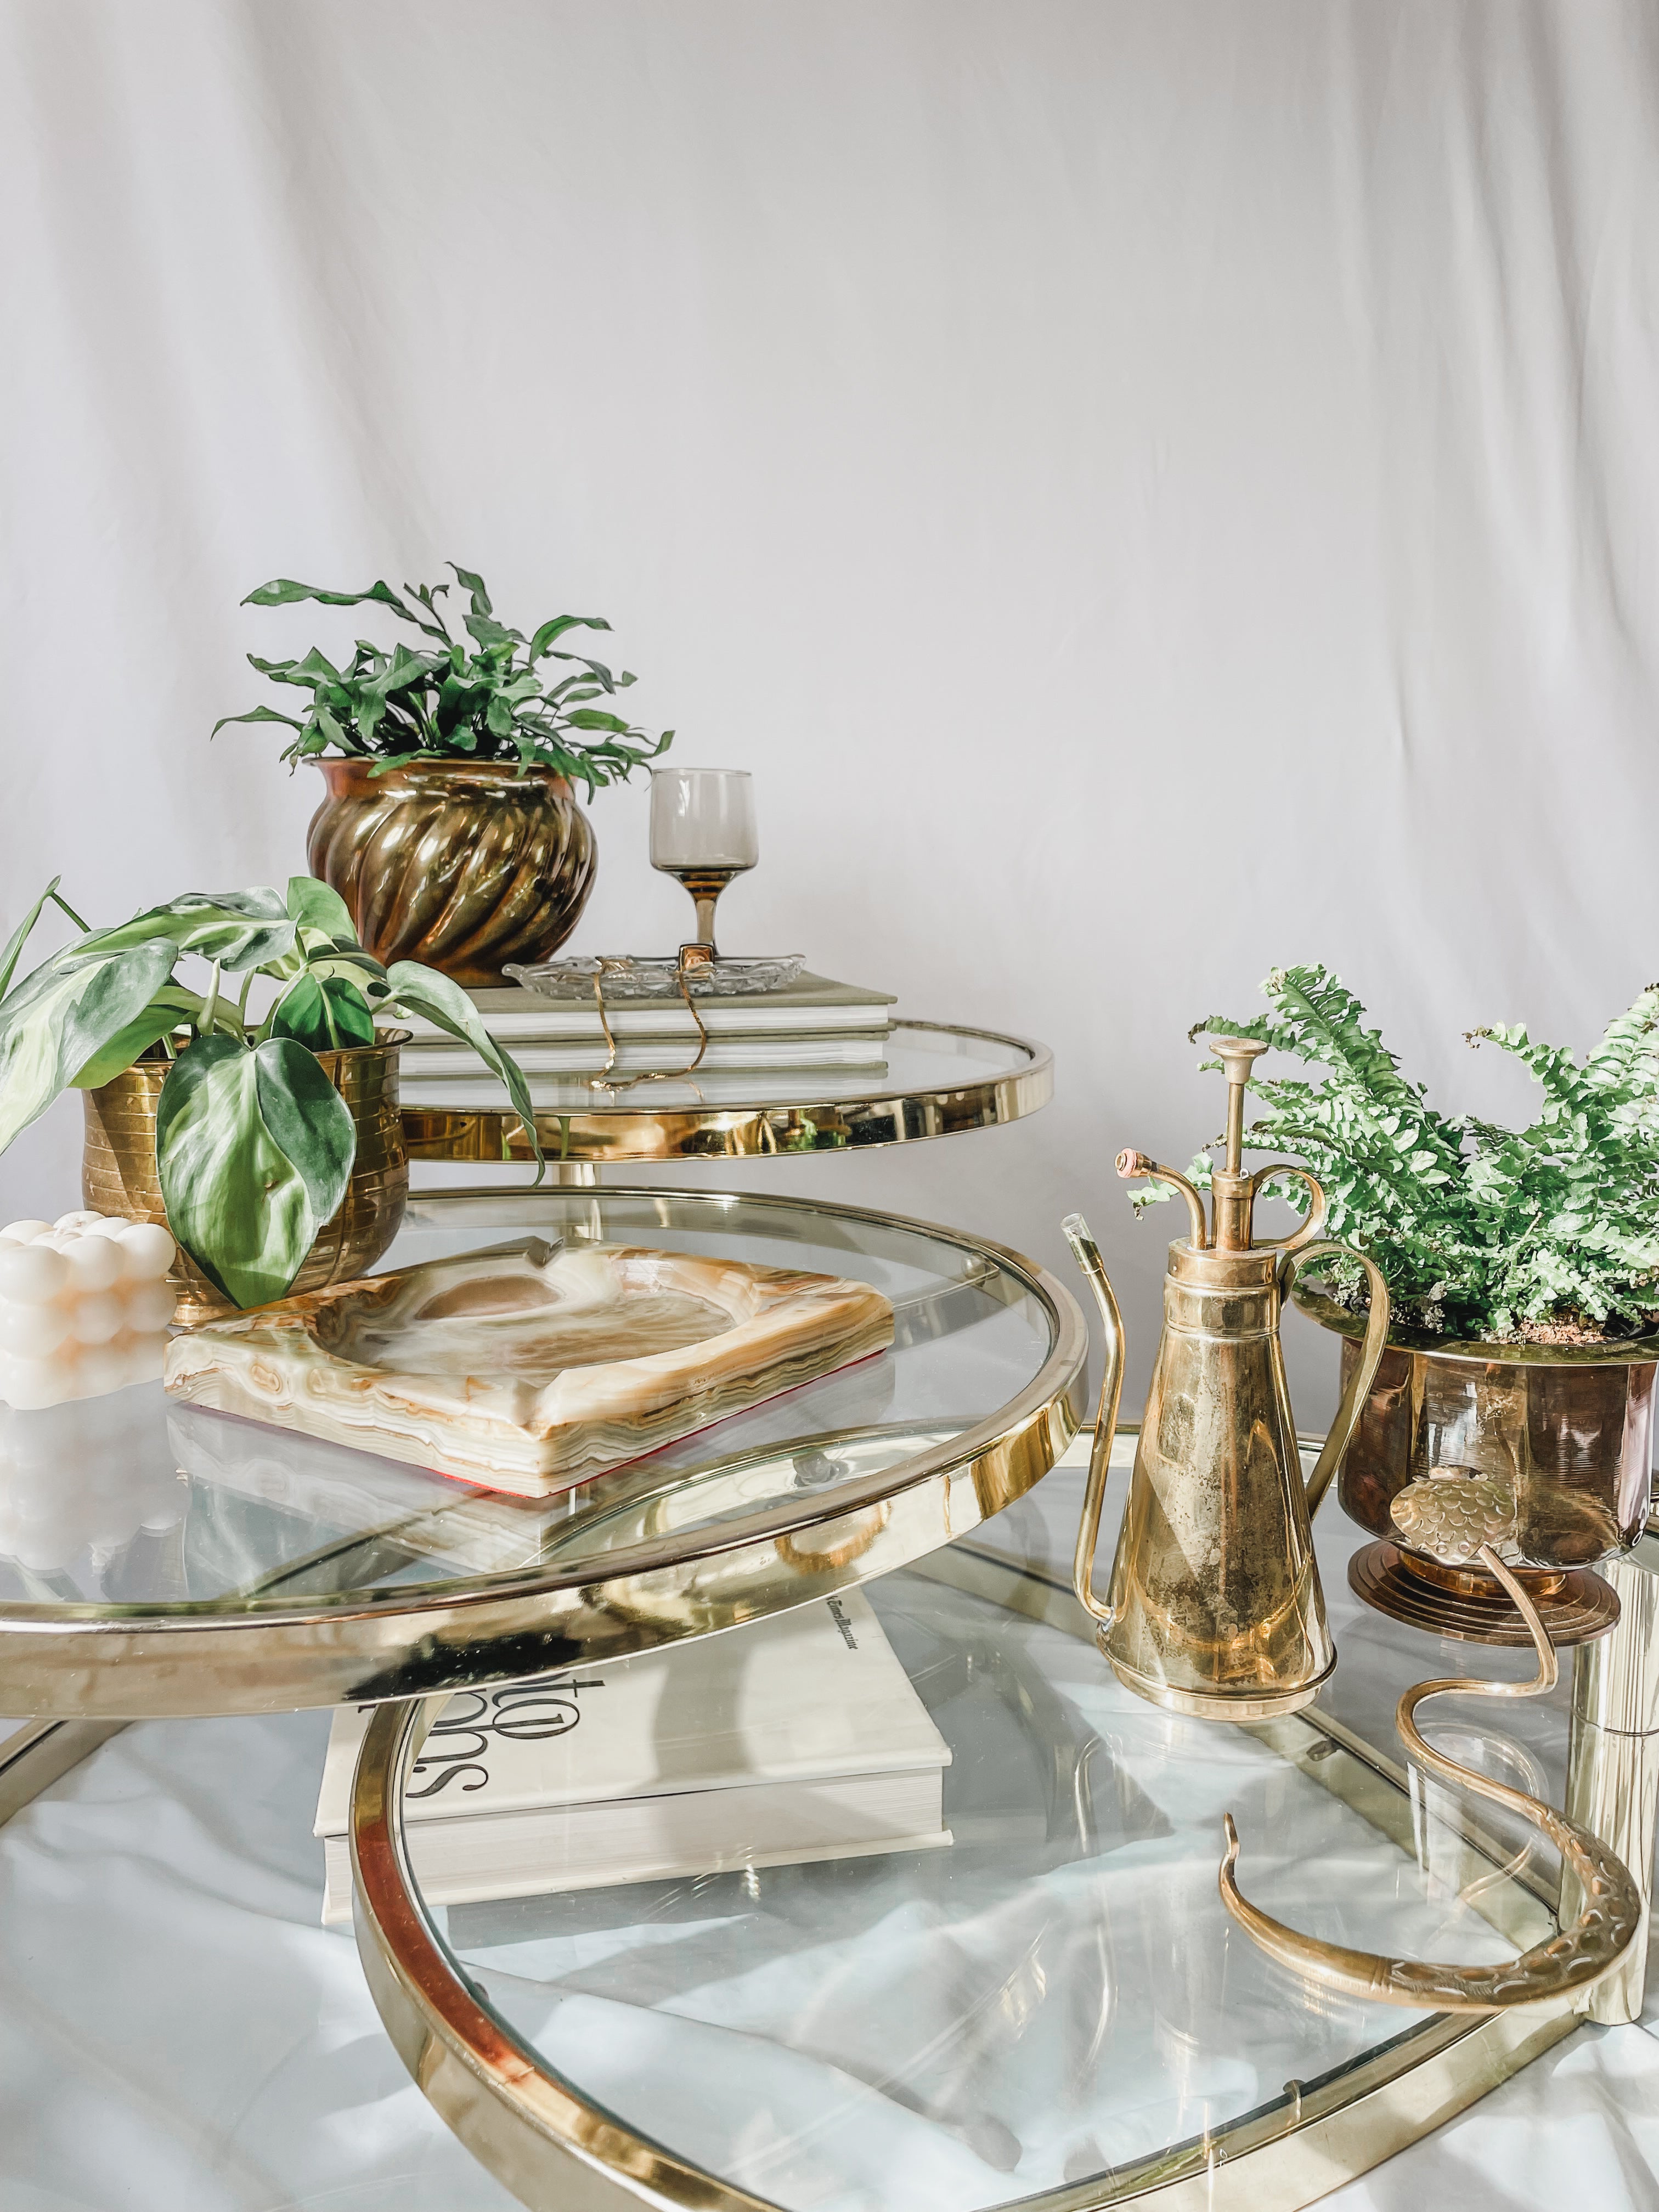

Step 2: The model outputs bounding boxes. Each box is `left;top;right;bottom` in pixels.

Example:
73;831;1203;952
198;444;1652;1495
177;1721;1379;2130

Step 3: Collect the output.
1065;1036;1643;2012
1064;1036;1391;1722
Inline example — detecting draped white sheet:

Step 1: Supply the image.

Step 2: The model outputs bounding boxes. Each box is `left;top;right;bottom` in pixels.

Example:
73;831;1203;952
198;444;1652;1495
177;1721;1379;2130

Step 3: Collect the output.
4;1;1659;1423
3;5;1658;2202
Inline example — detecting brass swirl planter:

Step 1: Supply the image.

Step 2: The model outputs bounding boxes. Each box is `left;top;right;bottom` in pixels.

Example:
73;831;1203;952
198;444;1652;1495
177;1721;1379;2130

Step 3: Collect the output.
308;759;597;986
81;1035;409;1322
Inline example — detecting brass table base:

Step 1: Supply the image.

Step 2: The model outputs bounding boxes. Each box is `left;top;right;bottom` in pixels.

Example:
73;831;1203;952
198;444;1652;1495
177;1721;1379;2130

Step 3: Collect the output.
1348;1540;1620;1647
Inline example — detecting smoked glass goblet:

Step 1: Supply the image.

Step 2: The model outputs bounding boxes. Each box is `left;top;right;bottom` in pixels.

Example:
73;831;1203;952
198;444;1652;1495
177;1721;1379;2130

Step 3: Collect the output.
648;768;758;952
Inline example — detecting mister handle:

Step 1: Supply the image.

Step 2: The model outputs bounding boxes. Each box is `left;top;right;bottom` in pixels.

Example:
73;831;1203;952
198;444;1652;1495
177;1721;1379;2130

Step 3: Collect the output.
1112;1155;1329;1253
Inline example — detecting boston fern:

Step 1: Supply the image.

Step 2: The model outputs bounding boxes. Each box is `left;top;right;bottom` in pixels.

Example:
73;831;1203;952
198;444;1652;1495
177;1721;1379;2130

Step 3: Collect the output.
213;565;672;797
1134;963;1659;1344
0;876;542;1310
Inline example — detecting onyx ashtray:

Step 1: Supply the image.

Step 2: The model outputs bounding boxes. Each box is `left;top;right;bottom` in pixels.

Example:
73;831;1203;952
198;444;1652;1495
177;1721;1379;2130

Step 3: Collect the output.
163;1238;894;1496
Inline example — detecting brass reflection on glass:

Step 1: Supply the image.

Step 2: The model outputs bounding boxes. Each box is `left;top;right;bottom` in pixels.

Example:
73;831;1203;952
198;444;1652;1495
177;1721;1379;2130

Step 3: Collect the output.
1064;1036;1390;1723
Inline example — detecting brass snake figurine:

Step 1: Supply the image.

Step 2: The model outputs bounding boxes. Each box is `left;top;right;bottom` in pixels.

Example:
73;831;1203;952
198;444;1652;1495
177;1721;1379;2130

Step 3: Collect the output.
1220;1472;1643;2011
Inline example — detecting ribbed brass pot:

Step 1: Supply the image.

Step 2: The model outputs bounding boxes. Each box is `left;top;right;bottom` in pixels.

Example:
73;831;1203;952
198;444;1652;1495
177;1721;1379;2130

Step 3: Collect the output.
81;1037;409;1323
307;759;597;986
1296;1283;1656;1643
1299;1292;1659;1566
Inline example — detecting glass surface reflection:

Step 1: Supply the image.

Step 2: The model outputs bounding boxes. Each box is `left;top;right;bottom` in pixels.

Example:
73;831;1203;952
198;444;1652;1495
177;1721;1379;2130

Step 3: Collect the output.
431;1563;1549;2210
0;1189;1061;1617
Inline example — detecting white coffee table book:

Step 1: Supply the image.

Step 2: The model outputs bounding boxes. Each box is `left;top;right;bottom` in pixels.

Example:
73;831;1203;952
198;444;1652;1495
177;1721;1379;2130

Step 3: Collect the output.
314;1588;951;1923
397;971;898;1087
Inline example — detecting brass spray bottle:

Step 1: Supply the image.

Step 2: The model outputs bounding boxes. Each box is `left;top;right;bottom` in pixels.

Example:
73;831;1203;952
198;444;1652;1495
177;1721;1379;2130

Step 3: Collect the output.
1064;1037;1390;1720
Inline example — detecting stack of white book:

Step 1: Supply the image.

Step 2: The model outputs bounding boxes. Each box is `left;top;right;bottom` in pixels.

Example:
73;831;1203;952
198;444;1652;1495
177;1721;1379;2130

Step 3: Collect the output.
314;1589;951;1922
396;972;896;1097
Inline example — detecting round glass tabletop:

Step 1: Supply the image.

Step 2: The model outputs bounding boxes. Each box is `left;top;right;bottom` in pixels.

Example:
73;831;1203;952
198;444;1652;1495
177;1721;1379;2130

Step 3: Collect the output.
400;1021;1052;1164
0;1186;1085;1718
350;1442;1578;2212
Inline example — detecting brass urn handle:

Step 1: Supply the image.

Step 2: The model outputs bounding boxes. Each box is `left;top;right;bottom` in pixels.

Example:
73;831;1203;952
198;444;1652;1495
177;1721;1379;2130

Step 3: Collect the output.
1220;1539;1643;2011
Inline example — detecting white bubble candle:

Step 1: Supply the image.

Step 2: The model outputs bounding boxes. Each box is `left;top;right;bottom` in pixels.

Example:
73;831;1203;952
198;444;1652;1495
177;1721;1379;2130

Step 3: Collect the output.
0;1211;177;1409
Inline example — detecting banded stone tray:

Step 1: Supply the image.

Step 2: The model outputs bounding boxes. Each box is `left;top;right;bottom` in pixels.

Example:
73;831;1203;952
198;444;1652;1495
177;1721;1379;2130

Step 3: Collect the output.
165;1238;894;1496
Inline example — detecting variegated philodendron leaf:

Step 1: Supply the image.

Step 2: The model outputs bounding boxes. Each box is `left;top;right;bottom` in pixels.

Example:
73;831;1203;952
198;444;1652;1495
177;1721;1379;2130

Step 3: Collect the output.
0;940;177;1150
80;889;298;973
156;1035;356;1309
378;960;545;1179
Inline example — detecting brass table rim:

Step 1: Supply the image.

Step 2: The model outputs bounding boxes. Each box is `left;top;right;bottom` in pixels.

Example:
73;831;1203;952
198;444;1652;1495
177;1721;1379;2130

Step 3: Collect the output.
348;1547;1581;2212
0;1183;1086;1716
400;1018;1053;1164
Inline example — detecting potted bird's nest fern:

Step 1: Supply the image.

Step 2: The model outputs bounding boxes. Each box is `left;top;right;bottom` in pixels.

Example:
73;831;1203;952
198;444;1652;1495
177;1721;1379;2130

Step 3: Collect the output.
215;565;674;986
1131;965;1659;1621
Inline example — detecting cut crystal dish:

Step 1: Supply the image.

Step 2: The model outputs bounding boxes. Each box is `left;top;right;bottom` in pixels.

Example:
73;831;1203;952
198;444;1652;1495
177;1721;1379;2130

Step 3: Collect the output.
507;954;805;1000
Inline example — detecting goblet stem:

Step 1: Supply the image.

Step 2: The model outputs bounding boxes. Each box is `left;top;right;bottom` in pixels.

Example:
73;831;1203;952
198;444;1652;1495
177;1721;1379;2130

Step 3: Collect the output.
692;888;721;948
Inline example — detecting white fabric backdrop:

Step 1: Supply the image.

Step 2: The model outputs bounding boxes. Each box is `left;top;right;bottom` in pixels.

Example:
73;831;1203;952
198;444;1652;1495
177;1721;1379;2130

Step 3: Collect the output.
4;0;1658;1420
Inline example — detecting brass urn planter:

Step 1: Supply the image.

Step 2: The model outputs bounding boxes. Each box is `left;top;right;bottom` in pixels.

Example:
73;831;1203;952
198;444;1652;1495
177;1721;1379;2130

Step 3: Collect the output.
1296;1283;1655;1645
307;759;597;987
81;1037;409;1323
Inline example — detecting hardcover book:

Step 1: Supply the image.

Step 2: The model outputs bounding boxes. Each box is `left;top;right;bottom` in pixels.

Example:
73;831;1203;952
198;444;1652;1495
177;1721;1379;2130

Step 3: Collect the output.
314;1589;950;1922
398;972;897;1046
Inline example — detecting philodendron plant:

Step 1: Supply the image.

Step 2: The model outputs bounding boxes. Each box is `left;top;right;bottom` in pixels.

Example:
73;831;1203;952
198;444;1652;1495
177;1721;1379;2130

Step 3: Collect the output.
0;876;542;1309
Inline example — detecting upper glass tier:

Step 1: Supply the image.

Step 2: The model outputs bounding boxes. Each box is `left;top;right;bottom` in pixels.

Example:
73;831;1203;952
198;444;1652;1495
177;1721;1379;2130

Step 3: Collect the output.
400;1022;1052;1163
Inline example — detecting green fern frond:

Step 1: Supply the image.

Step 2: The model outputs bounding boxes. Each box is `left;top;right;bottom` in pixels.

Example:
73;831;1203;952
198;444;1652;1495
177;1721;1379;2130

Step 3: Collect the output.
1176;966;1659;1342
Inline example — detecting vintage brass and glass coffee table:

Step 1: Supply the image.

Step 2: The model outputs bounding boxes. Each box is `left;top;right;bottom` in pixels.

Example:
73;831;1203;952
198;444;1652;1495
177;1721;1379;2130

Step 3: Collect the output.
341;1435;1613;2212
0;1186;1641;2209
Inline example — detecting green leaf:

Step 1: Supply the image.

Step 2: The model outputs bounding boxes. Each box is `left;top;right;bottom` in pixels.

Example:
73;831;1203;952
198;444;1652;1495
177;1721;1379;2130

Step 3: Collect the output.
210;704;308;738
448;565;494;617
80;889;296;972
269;973;376;1049
69;978;250;1088
0;941;176;1149
0;878;69;1000
70;987;200;1088
563;708;636;734
285;876;360;946
528;614;610;658
247;647;348;690
379;961;544;1178
244;577;415;622
156;1035;355;1308
304;948;388;994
